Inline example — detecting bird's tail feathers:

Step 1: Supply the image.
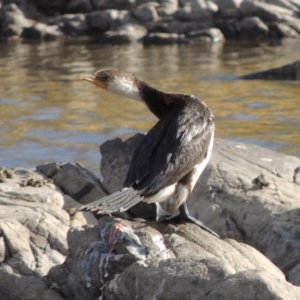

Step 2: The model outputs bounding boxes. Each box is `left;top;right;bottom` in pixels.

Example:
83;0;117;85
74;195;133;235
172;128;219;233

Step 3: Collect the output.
79;187;143;214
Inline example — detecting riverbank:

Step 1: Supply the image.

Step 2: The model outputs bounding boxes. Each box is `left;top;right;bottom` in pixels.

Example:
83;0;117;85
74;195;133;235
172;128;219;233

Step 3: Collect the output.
0;136;300;299
1;0;300;44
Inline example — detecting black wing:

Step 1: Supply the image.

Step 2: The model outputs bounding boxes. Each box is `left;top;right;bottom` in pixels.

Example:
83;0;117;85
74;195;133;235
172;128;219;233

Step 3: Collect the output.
124;102;214;196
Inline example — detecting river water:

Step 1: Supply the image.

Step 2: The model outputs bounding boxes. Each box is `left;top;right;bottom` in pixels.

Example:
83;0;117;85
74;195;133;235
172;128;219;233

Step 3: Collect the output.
0;39;299;175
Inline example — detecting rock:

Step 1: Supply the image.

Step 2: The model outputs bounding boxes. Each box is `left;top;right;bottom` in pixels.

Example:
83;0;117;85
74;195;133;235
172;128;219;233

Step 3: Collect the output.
240;60;300;80
48;216;300;299
48;13;89;36
260;0;300;13
100;23;147;44
0;166;94;299
143;32;189;44
215;0;243;17
99;134;300;286
176;0;216;24
118;9;138;25
1;136;300;298
268;21;298;38
290;0;300;10
29;0;67;15
289;262;300;286
214;18;240;39
37;162;107;204
100;134;145;193
239;16;269;39
21;22;61;40
187;27;225;42
86;9;120;32
2;0;26;8
130;2;159;23
189;139;300;284
240;0;296;21
65;0;93;14
92;0;137;10
149;18;211;34
157;0;178;16
284;15;300;32
0;3;33;37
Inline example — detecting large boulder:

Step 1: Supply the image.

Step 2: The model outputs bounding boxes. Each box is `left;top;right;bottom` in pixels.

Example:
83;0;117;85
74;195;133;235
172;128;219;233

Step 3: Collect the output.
99;134;300;286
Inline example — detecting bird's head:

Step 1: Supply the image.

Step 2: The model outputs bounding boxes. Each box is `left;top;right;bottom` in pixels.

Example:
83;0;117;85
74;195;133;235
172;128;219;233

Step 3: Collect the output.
77;68;142;101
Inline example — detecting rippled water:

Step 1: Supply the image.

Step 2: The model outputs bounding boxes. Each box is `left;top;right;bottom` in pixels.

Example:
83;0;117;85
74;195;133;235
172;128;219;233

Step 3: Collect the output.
0;39;299;175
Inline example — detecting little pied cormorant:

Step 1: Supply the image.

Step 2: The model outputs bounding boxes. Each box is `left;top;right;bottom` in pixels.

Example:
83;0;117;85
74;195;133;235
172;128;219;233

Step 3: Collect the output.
78;68;219;238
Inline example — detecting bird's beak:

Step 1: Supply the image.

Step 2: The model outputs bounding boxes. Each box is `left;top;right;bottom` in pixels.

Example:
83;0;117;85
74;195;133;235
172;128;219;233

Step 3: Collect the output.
77;74;108;89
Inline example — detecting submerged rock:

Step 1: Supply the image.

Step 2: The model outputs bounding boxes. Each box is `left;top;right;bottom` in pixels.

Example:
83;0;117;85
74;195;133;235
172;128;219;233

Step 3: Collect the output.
240;60;300;80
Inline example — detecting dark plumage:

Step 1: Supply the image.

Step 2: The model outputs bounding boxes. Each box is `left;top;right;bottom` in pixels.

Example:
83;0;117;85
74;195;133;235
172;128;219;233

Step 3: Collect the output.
78;69;219;238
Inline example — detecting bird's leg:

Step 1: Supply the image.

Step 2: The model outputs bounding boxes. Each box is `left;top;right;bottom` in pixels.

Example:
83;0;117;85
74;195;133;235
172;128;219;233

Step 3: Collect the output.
162;202;220;238
155;203;171;222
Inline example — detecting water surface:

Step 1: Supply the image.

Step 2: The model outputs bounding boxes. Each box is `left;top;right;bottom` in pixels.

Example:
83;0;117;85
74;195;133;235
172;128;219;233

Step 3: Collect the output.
0;39;299;175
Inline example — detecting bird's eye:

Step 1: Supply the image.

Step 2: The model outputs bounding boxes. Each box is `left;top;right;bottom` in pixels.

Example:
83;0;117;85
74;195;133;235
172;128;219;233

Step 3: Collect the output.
102;75;109;82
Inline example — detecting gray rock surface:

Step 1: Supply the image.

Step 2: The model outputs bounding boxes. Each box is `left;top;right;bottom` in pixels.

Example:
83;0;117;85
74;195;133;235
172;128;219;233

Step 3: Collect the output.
1;136;300;299
37;162;107;204
0;166;95;299
48;216;300;299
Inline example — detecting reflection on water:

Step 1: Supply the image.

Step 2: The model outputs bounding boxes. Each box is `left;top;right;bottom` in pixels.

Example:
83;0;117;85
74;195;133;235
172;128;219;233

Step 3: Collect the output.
0;39;299;175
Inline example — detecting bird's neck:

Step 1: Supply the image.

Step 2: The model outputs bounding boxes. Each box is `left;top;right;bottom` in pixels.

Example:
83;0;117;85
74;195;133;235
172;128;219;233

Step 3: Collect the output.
138;82;171;120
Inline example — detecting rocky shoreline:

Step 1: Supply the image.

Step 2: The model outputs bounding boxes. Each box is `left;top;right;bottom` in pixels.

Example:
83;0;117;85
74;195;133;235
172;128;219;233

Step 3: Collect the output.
1;0;300;44
0;135;300;299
